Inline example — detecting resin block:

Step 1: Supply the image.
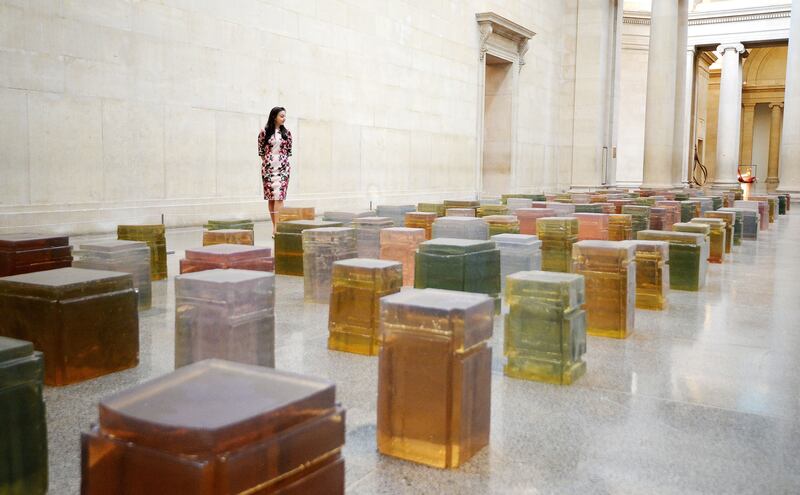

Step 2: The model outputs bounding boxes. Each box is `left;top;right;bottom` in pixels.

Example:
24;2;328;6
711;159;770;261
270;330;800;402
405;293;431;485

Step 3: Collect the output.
81;359;345;495
202;228;254;247
655;201;681;230
689;218;726;263
637;231;707;291
502;193;546;203
623;240;669;310
0;337;48;495
376;205;416;229
352;216;394;258
545;202;576;217
491;234;542;289
417;203;446;217
322;211;374;225
504;271;586;384
476;204;509;217
377;288;493;468
414;239;501;302
277;206;315;222
729;204;760;240
621;205;651;235
776;195;787;215
649;207;667;231
275;220;343;276
0;233;73;277
74;240;152;310
570;193;590;203
432;216;489;240
117;224;167;281
0;268;139;386
379;227;426;286
536;217;579;273
404;211;437;239
328;259;402;356
484;215;520;236
609;199;634;213
443;199;479;216
444;207;476;217
574;203;603;213
506;198;533;211
673;222;711;247
180;244;274;274
204;218;254;231
574;213;609;240
303;227;358;303
175;269;275;368
516;208;556;235
572;241;635;339
749;196;776;223
608;214;633;241
716;208;744;245
596;203;616;214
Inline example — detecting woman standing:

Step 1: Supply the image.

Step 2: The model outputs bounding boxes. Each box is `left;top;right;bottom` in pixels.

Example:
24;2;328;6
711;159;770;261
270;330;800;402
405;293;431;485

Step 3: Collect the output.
258;106;293;236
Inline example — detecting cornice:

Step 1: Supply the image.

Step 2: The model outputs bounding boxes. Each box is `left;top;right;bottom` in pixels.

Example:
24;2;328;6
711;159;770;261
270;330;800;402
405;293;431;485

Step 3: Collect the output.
623;6;791;27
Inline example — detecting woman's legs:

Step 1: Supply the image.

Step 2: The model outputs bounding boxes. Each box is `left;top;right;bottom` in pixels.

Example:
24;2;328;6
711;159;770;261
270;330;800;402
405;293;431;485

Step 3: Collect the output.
272;200;284;233
268;200;276;234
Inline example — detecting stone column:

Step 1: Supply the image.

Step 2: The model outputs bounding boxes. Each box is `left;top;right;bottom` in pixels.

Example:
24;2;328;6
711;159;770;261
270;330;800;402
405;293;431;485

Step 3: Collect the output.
672;0;690;186
642;0;679;188
767;103;783;188
779;1;800;192
740;103;756;165
680;46;695;185
714;43;746;186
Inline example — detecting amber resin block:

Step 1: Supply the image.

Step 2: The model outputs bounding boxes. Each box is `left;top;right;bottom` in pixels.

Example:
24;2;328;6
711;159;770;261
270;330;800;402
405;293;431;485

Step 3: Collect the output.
275;220;343;276
377;288;493;468
379;227;426;286
404;211;437;239
476;204;509;217
180;244;274;274
689;218;727;263
608;214;633;241
117;224;167;281
704;210;735;253
277;206;316;223
328;259;403;356
74;240;152;310
572;241;636;339
0;268;139;386
637;230;707;291
0;233;73;277
504;271;586;384
81;359;345;495
484;215;520;236
175;269;275;368
202;228;254;247
0;337;48;495
623;240;669;310
303;227;358;303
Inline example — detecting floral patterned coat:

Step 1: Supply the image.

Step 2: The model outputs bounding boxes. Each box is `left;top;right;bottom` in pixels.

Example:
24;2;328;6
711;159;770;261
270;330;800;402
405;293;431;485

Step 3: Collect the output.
258;128;292;200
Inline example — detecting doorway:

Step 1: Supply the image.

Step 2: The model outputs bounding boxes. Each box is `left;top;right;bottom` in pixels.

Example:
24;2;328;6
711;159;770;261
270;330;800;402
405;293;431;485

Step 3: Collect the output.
481;54;514;197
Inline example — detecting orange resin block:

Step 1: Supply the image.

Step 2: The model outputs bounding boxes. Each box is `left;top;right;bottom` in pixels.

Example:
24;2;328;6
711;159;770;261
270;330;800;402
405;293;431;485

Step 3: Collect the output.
202;229;254;247
377;288;493;468
404;211;437;239
572;241;635;339
328;259;403;356
623;240;669;310
277;206;315;222
574;213;609;240
516;208;556;235
81;359;345;495
0;268;139;386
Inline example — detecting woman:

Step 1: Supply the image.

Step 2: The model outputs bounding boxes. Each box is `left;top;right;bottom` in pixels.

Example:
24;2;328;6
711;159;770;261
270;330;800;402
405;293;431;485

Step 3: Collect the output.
258;106;292;236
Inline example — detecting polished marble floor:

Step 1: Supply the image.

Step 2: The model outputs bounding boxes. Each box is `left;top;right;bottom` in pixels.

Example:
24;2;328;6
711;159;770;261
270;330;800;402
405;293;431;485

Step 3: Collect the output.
47;212;800;494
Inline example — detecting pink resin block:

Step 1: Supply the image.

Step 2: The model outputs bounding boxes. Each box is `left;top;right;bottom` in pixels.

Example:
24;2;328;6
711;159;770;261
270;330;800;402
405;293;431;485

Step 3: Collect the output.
574;213;609;240
180;244;274;274
516;208;556;235
649;207;668;231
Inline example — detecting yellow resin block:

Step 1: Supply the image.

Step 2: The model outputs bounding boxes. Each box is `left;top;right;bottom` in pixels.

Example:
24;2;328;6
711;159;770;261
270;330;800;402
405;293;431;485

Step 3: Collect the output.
276;206;315;222
572;241;635;339
201;229;254;246
689;218;726;263
624;240;669;310
703;211;735;254
328;259;402;356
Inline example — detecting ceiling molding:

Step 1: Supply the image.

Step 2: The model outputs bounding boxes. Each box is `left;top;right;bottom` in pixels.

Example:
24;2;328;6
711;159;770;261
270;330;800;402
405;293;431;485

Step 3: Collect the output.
623;6;791;27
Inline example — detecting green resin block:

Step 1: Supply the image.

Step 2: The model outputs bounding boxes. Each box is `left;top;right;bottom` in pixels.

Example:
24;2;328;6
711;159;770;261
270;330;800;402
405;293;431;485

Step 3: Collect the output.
574;203;603;213
777;195;787;215
414;238;501;302
417;203;446;217
504;271;586;385
117;224;167;281
0;336;47;495
637;230;707;291
621;205;651;235
274;220;343;276
717;208;744;245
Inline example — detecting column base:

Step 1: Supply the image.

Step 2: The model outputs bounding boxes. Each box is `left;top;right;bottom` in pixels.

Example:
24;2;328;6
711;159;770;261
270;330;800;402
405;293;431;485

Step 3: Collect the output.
711;180;741;188
640;183;674;190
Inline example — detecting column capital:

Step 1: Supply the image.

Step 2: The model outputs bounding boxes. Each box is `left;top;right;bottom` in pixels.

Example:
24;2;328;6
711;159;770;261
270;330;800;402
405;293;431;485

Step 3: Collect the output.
716;43;746;56
769;102;784;109
687;45;696;54
743;102;757;109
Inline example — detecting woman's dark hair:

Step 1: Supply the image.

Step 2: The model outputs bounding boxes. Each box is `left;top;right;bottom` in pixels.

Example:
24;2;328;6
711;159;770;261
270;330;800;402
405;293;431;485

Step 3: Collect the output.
265;106;288;141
